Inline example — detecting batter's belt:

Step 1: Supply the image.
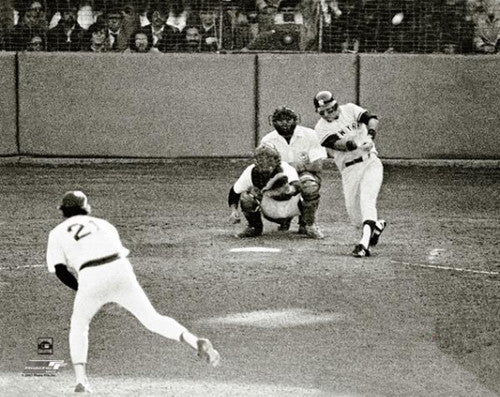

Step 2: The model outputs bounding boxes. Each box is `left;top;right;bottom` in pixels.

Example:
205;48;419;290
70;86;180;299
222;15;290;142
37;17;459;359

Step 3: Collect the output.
345;153;371;168
79;253;120;271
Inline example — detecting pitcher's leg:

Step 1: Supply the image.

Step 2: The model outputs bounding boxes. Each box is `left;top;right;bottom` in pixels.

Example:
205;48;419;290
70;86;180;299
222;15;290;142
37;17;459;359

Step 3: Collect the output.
115;273;220;366
69;288;105;387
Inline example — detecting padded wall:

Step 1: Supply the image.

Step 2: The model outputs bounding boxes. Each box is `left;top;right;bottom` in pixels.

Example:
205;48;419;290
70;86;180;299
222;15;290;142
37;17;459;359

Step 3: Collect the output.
257;54;357;140
0;53;17;155
360;54;500;159
18;53;256;157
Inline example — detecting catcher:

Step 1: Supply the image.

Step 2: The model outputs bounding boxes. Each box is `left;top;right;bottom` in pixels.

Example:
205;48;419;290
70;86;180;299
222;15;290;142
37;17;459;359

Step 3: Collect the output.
228;144;302;238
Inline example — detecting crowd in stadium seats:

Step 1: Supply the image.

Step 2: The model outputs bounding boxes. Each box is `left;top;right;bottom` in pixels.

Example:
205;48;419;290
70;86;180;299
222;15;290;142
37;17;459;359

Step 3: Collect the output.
0;0;498;53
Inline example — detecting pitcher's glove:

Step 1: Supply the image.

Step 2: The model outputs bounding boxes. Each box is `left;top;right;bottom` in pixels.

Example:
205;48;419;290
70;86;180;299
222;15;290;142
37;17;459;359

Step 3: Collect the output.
262;173;295;201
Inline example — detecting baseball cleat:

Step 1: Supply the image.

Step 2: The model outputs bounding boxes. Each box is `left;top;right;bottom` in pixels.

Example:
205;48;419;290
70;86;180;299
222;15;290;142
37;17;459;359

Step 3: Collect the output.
236;227;263;238
74;383;92;393
297;224;307;235
197;339;220;367
304;224;324;239
369;220;386;247
352;244;371;257
277;218;292;231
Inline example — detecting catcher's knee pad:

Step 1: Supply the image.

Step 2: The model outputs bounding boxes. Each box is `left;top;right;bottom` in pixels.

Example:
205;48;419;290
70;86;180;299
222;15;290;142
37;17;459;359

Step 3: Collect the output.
300;177;320;202
240;191;260;212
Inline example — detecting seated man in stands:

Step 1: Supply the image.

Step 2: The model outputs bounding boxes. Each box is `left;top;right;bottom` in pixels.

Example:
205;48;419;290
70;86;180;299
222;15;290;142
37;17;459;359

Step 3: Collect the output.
6;1;48;50
47;1;86;51
472;1;500;53
125;30;155;53
83;21;110;52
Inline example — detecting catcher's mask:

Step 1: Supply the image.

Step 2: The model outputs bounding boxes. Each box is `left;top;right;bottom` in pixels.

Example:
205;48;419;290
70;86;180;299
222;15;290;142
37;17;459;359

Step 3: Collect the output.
253;144;281;174
269;106;299;138
314;91;338;115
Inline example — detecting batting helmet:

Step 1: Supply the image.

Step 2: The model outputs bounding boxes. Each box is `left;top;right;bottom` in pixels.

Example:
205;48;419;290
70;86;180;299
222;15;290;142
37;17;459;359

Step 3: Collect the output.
58;190;91;214
314;91;338;113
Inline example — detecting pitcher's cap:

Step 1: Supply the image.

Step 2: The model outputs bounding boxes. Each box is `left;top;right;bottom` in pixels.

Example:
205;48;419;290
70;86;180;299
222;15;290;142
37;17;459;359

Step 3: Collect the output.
58;190;90;211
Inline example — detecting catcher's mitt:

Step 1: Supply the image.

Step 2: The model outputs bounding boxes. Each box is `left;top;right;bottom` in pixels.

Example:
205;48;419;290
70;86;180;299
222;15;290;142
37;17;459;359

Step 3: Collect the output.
262;172;288;192
262;173;294;201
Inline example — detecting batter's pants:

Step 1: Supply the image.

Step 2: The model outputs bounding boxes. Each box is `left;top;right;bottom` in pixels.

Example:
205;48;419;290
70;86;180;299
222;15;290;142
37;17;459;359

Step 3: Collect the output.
69;258;188;364
341;155;383;227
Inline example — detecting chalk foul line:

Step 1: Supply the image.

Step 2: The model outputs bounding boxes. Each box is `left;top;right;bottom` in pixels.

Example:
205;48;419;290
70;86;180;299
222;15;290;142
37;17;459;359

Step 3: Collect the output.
391;260;499;276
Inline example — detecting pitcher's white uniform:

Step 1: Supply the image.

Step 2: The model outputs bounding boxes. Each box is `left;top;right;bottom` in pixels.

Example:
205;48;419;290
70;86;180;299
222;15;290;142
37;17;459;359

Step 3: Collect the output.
315;103;383;227
47;215;189;365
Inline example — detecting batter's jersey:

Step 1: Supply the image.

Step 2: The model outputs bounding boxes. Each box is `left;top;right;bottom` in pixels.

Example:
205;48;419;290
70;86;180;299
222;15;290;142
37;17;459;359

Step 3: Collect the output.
314;103;378;172
233;161;299;194
260;126;327;164
46;215;130;274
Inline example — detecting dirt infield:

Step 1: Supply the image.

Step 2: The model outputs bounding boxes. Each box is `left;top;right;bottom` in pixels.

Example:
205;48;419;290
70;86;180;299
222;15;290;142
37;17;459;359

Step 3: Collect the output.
0;159;499;396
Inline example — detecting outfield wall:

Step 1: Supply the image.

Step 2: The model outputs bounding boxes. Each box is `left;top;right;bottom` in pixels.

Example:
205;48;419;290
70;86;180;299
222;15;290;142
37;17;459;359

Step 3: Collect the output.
360;54;500;159
0;53;17;156
17;52;256;157
4;53;500;159
257;53;357;142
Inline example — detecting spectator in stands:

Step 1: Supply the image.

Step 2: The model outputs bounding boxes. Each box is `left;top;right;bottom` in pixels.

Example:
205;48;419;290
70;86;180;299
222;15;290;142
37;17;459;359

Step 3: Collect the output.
141;4;180;52
221;1;256;50
1;0;15;33
6;1;49;50
357;1;393;53
178;25;202;51
83;20;110;52
77;1;96;30
166;0;192;35
25;31;44;50
47;2;85;51
124;29;155;52
472;0;500;53
193;2;219;52
322;0;362;53
106;7;129;51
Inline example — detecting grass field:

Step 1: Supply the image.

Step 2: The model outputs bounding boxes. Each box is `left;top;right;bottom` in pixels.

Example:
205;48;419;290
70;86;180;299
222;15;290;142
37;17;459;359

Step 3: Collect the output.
0;159;499;396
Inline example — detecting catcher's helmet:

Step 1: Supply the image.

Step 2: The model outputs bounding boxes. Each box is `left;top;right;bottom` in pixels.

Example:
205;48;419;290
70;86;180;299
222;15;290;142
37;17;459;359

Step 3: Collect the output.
271;106;298;124
253;144;281;172
269;106;299;137
58;190;91;213
314;91;337;113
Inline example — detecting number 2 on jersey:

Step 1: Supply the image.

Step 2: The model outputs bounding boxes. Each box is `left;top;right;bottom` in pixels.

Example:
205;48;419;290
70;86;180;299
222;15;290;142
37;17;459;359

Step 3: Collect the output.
67;221;97;241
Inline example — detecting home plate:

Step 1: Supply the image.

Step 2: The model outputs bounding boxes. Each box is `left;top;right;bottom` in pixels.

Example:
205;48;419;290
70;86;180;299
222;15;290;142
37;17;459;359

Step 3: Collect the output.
199;308;342;328
230;247;281;253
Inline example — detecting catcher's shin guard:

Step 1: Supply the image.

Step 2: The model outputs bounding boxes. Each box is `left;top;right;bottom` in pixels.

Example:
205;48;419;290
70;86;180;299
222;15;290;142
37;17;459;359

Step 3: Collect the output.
299;174;321;226
242;211;263;231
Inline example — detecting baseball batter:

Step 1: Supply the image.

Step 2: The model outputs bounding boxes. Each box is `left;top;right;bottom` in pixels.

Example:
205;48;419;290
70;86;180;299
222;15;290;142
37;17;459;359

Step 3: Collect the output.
313;91;386;257
46;191;220;393
229;144;302;237
261;106;327;239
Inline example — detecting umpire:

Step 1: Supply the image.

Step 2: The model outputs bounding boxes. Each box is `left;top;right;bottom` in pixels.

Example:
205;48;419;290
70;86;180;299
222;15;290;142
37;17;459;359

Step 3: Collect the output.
261;106;328;239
